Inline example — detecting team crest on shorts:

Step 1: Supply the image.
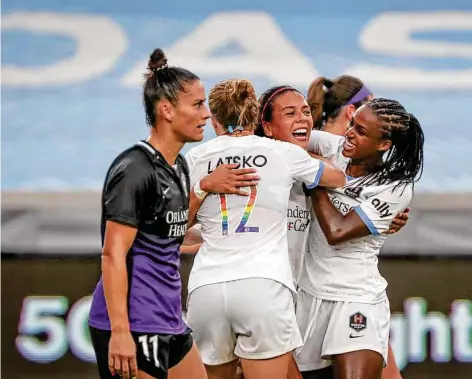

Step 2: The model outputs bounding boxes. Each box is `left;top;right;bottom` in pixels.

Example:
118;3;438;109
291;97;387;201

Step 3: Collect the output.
349;312;367;332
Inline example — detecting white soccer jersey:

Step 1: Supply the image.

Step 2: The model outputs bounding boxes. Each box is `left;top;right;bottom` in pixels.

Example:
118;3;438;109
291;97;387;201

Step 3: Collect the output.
185;135;325;295
298;131;413;303
287;182;311;284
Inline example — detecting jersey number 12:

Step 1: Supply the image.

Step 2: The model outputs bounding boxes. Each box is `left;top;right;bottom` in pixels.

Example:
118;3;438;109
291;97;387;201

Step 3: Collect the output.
219;186;260;235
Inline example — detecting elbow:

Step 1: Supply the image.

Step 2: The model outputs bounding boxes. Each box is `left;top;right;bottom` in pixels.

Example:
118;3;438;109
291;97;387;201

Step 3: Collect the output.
325;229;346;246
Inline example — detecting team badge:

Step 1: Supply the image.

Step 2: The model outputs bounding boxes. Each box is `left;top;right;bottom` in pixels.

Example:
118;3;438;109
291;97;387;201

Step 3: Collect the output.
349;312;367;332
344;186;363;199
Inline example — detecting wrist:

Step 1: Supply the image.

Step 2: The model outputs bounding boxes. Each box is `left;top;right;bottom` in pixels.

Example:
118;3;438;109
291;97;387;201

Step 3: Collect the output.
194;178;209;199
110;321;130;333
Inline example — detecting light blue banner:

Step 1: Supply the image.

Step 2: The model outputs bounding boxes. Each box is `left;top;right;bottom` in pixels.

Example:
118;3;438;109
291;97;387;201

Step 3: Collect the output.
2;0;472;192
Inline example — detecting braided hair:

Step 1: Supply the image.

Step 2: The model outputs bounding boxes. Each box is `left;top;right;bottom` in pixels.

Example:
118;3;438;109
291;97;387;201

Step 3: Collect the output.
355;98;424;190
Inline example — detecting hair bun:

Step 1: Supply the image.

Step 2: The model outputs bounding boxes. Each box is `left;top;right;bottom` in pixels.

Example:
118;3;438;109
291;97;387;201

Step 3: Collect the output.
232;79;257;102
148;48;168;72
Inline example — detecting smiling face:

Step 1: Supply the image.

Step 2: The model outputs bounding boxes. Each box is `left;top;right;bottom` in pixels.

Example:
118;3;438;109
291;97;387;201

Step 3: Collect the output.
262;91;313;149
342;104;392;160
169;79;210;143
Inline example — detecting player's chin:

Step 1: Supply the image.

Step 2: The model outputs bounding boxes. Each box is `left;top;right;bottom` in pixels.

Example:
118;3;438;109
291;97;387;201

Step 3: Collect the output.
185;130;205;143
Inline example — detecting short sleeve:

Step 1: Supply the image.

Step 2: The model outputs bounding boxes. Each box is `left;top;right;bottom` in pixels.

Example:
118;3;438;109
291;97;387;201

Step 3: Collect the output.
185;149;207;188
354;184;413;236
103;163;148;228
284;143;325;189
308;130;344;158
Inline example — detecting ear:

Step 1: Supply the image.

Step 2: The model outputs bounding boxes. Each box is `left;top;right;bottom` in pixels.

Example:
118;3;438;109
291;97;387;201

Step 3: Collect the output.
158;100;174;123
378;139;392;153
210;115;220;134
262;121;273;137
344;104;356;121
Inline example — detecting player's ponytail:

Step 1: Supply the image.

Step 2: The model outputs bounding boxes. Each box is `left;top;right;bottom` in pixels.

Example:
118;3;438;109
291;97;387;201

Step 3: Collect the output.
307;77;333;129
143;48;200;128
308;75;370;130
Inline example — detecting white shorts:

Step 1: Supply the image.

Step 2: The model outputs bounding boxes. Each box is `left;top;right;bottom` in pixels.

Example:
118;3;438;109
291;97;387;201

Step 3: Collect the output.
187;278;302;365
295;290;390;371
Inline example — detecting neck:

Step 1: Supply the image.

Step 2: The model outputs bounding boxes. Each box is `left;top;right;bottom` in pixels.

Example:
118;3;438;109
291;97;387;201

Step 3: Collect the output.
347;155;382;177
147;126;184;165
225;129;253;137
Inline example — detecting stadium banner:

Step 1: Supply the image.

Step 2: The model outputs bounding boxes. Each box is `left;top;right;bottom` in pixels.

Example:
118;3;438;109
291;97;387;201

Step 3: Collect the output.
2;0;472;192
2;254;472;379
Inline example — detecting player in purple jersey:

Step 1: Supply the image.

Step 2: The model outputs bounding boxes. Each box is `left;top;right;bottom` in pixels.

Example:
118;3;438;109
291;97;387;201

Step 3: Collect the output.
88;49;259;379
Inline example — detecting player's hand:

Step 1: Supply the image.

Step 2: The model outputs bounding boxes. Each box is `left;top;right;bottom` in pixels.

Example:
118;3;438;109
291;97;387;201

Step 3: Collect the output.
385;208;410;235
201;163;260;196
108;331;138;379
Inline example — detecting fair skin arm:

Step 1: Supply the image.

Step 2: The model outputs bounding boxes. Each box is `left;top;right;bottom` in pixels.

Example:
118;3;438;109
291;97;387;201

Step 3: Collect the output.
102;221;138;379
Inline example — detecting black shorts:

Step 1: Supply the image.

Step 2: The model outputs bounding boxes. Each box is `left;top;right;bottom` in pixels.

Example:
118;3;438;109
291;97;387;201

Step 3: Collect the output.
89;327;193;379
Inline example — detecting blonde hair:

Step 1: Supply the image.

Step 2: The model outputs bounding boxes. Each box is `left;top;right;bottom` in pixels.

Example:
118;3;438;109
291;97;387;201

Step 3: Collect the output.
208;78;260;131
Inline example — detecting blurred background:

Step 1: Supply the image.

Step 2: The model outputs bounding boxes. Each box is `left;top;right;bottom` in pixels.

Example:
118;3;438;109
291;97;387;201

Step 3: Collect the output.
1;0;472;378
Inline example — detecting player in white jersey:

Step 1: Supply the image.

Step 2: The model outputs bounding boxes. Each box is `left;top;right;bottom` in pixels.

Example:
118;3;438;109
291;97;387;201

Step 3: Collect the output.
254;85;409;379
184;79;346;379
305;76;408;379
295;98;424;379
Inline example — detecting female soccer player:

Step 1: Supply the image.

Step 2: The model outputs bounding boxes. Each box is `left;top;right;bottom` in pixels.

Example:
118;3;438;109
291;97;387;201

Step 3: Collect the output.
256;86;408;379
184;78;347;379
296;98;424;379
307;76;407;379
88;49;259;379
307;75;373;136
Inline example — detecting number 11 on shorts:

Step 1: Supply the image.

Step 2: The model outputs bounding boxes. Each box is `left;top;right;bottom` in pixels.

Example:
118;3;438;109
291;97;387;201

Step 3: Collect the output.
138;335;160;367
219;186;260;235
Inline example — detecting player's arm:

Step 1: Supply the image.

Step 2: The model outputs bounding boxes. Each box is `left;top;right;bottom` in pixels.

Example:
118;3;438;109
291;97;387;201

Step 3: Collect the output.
309;186;412;245
185;157;260;227
180;225;203;255
287;144;346;189
101;166;145;333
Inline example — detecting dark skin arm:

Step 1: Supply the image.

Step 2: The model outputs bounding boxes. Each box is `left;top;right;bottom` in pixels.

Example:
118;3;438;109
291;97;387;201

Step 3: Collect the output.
310;188;371;245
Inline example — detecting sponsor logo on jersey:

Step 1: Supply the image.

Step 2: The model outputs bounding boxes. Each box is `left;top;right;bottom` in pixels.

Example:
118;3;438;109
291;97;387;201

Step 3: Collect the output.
371;198;393;218
330;195;355;214
166;209;189;237
344;186;363;199
287;206;310;232
349;312;367;332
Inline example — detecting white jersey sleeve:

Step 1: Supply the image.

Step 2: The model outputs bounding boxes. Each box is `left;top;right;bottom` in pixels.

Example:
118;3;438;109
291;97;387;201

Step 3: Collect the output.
184;148;207;187
354;183;413;235
308;130;345;158
281;143;325;190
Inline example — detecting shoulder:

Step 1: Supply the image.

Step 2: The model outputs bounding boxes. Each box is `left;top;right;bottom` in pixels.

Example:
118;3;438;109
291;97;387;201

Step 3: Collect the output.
362;181;413;205
106;146;153;185
262;138;306;155
309;130;344;157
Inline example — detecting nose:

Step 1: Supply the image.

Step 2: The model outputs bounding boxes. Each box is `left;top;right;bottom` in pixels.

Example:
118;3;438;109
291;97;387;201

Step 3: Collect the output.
202;104;211;120
345;125;355;138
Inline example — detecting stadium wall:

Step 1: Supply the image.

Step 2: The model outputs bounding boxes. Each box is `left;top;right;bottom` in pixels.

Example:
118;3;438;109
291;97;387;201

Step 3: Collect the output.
2;0;472;378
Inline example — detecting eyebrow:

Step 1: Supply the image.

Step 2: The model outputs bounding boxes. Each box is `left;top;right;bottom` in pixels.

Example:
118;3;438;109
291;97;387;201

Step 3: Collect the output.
282;105;309;111
194;98;206;104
